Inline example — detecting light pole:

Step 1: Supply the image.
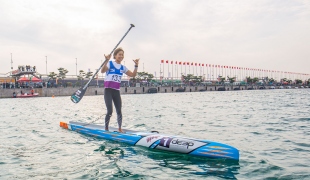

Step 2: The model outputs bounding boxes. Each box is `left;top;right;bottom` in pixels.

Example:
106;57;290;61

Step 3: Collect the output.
76;58;77;76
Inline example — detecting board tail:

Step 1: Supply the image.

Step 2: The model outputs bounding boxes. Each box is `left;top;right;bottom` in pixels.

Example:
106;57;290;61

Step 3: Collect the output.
60;122;68;129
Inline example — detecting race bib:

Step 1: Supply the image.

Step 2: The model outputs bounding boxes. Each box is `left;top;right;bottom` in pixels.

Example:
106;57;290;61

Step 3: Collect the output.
111;75;121;83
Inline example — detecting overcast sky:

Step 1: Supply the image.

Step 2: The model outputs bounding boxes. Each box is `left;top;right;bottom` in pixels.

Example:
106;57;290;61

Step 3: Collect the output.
0;0;309;77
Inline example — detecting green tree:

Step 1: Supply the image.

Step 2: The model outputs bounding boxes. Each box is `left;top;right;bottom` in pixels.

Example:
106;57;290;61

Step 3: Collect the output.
48;72;58;80
57;67;69;80
281;78;288;83
252;77;259;84
76;70;86;87
287;79;292;84
130;72;154;83
246;76;253;84
77;70;86;81
295;79;302;84
181;74;203;83
227;76;236;83
57;67;69;86
85;71;93;79
218;76;225;84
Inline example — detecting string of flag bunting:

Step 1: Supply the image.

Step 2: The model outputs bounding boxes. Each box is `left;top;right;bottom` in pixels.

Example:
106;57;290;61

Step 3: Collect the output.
159;60;310;81
160;60;308;74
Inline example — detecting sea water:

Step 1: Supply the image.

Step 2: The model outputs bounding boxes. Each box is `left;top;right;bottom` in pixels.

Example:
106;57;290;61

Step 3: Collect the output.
0;89;309;179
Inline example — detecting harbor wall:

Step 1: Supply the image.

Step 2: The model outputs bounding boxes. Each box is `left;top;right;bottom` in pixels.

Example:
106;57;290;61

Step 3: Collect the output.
0;85;302;98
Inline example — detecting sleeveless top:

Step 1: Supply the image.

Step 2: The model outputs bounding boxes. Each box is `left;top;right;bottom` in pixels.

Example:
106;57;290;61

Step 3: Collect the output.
104;61;125;90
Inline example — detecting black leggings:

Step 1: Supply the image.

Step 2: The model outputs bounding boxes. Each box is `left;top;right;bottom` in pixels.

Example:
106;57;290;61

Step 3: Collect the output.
104;88;122;129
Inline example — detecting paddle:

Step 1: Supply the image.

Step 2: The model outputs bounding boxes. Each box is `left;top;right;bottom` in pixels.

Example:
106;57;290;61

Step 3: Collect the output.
71;24;135;103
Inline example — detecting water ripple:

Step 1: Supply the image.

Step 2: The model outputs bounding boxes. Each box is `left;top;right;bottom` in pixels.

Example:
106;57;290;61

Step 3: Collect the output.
0;89;310;179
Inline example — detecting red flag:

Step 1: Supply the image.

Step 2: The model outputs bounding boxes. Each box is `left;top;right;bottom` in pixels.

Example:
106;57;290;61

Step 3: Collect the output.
166;60;169;63
183;62;186;65
161;60;164;63
209;64;211;67
175;61;177;64
179;62;182;65
187;62;189;65
199;63;201;66
195;63;197;66
191;62;193;65
202;64;204;66
171;61;173;64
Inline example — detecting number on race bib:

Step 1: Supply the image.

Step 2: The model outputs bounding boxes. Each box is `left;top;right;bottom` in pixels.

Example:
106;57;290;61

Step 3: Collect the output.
111;75;121;82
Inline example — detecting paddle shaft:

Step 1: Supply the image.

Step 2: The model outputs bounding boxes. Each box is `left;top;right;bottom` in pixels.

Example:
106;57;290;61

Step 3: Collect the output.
82;24;135;90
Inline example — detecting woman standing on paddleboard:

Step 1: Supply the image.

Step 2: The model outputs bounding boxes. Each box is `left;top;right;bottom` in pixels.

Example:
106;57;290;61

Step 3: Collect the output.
101;47;139;133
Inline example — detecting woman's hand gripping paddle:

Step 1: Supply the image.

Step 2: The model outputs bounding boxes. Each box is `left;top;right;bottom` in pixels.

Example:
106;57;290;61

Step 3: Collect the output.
71;24;135;103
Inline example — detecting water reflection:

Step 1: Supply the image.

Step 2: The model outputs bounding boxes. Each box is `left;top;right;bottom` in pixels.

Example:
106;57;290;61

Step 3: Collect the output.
92;139;240;179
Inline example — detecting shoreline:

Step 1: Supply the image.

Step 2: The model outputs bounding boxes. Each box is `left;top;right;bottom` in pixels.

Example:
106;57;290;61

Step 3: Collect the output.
0;85;307;98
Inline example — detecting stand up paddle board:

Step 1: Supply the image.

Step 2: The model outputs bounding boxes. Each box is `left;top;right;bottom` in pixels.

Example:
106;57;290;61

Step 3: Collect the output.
60;121;239;160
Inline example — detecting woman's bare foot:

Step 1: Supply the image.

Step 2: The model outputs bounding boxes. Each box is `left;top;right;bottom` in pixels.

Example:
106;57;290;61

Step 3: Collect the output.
118;128;124;133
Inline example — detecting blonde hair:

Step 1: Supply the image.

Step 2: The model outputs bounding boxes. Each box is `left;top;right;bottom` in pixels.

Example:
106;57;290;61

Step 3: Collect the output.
113;47;124;59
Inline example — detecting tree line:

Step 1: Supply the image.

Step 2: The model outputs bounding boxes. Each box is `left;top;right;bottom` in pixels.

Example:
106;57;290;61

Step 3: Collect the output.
47;67;310;86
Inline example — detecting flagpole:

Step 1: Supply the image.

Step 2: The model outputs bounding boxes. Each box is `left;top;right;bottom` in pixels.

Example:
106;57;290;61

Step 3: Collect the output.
10;53;13;76
172;61;173;80
160;62;161;81
168;61;169;79
163;61;165;78
202;65;204;80
181;63;182;78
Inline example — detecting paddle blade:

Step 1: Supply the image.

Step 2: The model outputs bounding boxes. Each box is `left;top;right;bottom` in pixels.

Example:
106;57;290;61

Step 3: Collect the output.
71;87;86;103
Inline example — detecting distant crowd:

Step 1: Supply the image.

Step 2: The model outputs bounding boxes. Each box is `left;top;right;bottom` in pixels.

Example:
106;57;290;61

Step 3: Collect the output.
1;82;42;89
18;65;36;72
